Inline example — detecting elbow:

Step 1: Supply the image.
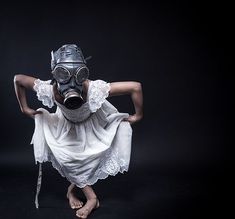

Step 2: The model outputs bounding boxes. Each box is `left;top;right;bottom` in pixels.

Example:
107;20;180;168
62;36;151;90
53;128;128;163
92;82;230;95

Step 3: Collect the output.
133;82;142;92
14;74;24;84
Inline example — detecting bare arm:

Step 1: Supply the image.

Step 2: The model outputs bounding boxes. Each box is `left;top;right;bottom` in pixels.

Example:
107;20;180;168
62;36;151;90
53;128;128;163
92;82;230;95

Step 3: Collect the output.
14;74;41;118
109;81;143;123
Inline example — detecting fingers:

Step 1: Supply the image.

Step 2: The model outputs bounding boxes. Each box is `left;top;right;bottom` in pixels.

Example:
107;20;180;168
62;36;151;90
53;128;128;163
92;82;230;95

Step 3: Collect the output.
34;110;43;115
123;119;133;125
25;110;43;119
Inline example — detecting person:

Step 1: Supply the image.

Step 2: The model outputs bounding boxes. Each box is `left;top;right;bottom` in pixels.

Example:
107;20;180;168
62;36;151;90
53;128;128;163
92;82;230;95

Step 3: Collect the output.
14;44;143;218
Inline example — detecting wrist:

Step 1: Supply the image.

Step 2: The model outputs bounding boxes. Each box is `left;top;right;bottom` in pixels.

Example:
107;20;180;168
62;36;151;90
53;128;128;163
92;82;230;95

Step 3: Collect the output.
21;106;30;113
135;113;143;119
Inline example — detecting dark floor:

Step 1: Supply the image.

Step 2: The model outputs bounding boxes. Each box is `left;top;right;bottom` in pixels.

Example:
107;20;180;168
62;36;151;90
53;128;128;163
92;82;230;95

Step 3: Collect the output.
0;160;231;219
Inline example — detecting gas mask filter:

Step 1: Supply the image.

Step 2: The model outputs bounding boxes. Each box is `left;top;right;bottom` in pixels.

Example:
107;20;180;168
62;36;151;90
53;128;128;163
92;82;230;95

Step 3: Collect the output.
51;44;89;109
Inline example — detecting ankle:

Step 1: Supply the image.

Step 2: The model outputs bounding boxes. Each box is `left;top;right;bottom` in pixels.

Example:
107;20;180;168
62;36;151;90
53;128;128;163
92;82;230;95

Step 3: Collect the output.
67;188;75;198
67;184;75;192
87;196;98;201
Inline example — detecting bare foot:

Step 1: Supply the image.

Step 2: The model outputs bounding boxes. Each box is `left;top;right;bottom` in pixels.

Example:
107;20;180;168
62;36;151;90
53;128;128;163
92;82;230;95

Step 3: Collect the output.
67;188;83;209
76;198;100;218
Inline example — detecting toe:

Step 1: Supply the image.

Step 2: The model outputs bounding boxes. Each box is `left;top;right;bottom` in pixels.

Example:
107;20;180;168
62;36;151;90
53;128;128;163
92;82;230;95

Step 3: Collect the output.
76;210;88;219
76;201;83;208
76;211;83;218
76;204;82;209
70;202;75;209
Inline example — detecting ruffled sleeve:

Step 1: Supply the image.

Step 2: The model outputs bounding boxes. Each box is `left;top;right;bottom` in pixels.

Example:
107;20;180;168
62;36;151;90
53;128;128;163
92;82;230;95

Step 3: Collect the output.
88;79;111;112
33;79;54;108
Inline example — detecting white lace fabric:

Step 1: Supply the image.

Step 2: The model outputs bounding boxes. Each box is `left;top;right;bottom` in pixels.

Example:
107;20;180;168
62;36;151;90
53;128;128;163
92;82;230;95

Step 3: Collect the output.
88;79;111;113
33;79;54;108
46;146;129;188
31;78;132;191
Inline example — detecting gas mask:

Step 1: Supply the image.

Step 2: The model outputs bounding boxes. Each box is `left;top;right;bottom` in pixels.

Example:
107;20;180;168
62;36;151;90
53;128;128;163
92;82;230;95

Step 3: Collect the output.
51;44;89;109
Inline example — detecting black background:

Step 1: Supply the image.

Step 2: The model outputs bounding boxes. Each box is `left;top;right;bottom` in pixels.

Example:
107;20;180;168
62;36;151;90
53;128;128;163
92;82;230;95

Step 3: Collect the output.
0;1;233;219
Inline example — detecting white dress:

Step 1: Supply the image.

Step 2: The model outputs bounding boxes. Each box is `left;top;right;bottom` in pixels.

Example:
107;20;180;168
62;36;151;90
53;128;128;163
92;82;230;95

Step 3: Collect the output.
31;79;133;189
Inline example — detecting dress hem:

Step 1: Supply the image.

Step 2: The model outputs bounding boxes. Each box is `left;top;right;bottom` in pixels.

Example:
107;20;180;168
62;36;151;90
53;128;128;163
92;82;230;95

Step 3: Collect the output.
38;150;129;189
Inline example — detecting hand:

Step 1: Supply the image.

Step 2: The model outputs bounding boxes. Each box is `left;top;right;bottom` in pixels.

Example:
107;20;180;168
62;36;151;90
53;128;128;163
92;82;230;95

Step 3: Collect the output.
22;107;42;119
123;113;143;125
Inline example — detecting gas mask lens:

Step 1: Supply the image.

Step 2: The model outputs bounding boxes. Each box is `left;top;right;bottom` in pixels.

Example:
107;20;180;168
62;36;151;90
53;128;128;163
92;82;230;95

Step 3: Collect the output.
75;66;89;84
52;66;71;84
53;65;89;84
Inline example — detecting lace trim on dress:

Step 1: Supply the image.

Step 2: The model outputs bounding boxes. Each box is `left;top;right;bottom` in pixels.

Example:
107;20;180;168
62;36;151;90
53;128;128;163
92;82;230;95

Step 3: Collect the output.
75;147;129;188
33;79;54;108
88;79;111;113
45;147;128;188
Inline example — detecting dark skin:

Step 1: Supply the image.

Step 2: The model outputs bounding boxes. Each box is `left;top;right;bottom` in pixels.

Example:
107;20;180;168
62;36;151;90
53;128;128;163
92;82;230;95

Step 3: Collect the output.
14;74;143;218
